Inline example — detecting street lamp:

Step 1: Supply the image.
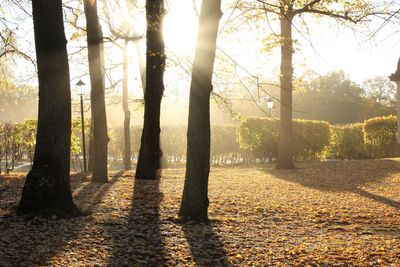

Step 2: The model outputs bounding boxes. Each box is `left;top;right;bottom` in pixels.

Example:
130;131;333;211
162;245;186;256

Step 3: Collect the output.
76;79;87;172
267;98;274;118
389;57;400;144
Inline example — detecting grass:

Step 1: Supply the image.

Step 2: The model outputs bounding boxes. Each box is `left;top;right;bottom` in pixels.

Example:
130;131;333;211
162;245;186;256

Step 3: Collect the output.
1;159;400;266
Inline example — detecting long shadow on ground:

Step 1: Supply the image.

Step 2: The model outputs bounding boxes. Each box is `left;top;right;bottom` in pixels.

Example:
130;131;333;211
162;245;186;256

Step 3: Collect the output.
181;220;230;266
266;159;400;209
107;177;166;266
0;171;121;266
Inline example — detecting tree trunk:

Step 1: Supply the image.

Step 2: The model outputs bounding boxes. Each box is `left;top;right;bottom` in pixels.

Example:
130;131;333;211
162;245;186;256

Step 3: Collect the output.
135;0;165;180
88;120;94;172
277;11;295;169
18;0;81;217
83;0;108;182
123;40;132;171
179;0;222;221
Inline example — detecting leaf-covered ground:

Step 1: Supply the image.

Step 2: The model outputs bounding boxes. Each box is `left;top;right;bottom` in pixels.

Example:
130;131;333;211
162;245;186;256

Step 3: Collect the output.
1;159;400;266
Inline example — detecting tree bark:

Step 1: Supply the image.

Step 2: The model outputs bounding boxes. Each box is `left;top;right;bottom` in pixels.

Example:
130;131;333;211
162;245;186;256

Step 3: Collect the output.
18;0;81;217
88;120;94;172
83;0;108;182
277;11;295;169
135;0;165;180
179;0;222;221
123;40;132;171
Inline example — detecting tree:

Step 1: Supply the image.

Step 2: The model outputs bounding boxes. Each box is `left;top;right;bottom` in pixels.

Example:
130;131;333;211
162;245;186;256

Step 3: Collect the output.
102;0;145;172
83;0;108;183
18;0;81;217
122;40;132;170
238;0;383;169
363;76;396;106
135;0;165;180
294;71;394;123
179;0;222;221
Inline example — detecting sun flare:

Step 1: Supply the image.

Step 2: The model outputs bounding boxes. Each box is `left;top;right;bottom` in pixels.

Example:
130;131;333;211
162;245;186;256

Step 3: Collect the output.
163;5;198;55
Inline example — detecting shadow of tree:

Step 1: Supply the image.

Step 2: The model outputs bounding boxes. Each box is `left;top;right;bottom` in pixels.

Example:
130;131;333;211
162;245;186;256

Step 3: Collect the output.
266;159;400;209
73;171;123;212
0;171;122;266
353;188;400;209
0;174;25;215
181;220;230;266
107;177;166;266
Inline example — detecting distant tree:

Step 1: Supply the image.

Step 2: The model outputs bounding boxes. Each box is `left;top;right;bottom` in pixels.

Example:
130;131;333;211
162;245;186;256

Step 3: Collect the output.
122;40;132;171
135;0;165;179
103;0;145;171
83;0;108;183
363;76;396;107
238;0;387;169
18;0;81;217
0;78;37;121
294;71;394;123
179;0;222;221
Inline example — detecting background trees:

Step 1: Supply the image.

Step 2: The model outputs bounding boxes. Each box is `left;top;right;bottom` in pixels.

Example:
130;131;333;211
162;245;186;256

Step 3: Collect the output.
102;0;145;172
363;76;396;107
294;71;395;123
237;0;389;169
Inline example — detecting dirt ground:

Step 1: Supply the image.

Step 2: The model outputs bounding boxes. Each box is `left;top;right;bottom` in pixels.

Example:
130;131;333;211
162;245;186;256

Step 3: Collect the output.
1;159;400;266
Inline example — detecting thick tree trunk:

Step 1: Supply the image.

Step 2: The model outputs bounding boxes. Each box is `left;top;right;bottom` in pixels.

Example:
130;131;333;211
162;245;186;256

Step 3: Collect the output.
179;0;222;221
83;0;108;182
135;0;165;180
88;120;94;172
277;12;295;169
123;40;132;171
18;0;81;217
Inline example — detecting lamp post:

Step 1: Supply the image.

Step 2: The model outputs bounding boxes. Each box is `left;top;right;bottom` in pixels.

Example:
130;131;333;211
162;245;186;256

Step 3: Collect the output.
267;98;274;118
389;58;400;144
76;79;87;172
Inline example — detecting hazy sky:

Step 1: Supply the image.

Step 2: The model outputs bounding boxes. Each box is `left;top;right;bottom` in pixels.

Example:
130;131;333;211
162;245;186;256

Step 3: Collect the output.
3;0;400;89
1;0;399;125
300;17;400;83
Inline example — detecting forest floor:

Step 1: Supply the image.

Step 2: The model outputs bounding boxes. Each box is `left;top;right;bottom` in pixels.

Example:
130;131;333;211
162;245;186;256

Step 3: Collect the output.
1;159;400;266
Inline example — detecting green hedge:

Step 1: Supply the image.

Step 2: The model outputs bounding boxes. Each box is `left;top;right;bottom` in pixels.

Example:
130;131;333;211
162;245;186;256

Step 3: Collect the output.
327;124;366;160
237;117;330;161
3;115;398;172
364;115;397;158
107;115;398;164
293;119;331;161
327;115;398;159
237;118;279;160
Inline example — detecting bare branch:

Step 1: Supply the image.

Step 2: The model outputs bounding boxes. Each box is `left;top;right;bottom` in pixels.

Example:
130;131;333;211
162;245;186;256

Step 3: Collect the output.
294;0;323;14
298;8;378;23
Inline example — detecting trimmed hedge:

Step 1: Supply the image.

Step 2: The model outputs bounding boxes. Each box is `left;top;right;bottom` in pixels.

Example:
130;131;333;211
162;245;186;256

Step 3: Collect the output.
327;115;398;160
364;115;397;158
211;125;242;164
237;117;330;161
293;119;331;161
3;115;398;173
327;124;366;160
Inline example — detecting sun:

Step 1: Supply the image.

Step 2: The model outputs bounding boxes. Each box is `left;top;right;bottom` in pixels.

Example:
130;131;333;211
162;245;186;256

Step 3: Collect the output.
163;3;199;56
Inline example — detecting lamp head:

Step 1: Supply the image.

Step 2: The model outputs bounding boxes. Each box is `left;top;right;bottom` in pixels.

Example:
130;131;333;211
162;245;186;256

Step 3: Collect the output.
76;79;86;95
76;79;85;87
267;98;274;109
